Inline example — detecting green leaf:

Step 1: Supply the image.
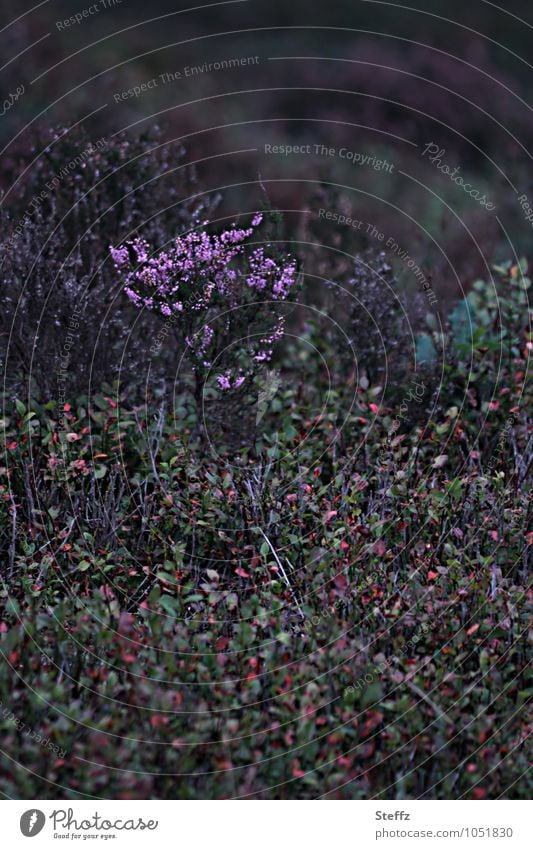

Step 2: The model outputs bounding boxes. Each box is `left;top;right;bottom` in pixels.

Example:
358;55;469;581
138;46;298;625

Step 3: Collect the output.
447;478;463;501
159;595;181;615
360;681;384;709
226;593;238;611
148;585;161;604
415;333;437;364
156;571;176;584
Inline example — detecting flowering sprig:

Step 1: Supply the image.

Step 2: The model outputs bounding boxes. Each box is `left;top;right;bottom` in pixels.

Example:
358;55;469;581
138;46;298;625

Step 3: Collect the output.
110;214;298;390
110;214;264;317
216;370;246;391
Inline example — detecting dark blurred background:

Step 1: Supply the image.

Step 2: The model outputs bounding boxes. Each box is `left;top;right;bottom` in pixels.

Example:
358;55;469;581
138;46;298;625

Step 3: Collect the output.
1;0;532;302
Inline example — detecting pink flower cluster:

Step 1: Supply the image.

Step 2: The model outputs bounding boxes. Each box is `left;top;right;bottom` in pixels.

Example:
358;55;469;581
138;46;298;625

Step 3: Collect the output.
246;248;297;299
110;214;265;316
110;214;297;387
216;370;246;391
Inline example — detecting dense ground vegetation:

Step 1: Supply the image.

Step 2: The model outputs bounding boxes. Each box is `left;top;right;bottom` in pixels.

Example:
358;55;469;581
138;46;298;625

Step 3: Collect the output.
0;128;531;799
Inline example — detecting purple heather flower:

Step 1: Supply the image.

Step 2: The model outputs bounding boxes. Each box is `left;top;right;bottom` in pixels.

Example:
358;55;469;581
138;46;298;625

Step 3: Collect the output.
110;213;296;384
217;373;231;390
109;245;129;266
217;370;246;391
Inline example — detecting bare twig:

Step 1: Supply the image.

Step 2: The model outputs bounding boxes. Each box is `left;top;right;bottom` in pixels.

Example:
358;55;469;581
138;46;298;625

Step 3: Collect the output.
403;676;454;727
258;528;305;621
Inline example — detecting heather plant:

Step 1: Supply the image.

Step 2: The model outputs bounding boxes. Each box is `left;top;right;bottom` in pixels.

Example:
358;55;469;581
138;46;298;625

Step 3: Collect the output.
110;214;299;438
0;127;218;397
324;249;418;390
0;258;530;799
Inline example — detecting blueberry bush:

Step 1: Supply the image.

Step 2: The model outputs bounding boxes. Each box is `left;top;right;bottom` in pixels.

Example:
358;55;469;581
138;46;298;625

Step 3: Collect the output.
0;130;531;801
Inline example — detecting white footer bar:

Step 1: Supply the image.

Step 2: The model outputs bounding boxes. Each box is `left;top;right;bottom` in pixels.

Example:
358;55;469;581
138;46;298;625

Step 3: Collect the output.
3;800;531;848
